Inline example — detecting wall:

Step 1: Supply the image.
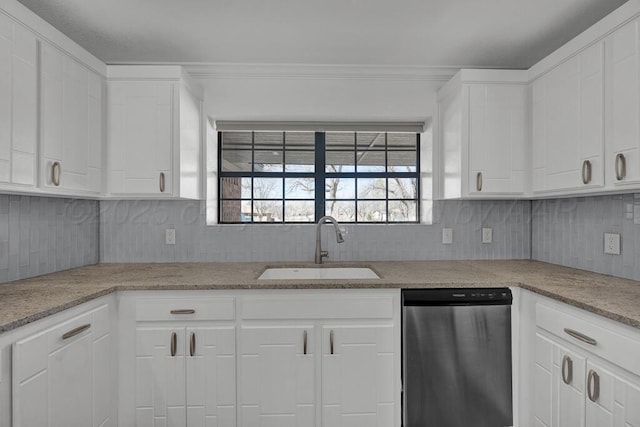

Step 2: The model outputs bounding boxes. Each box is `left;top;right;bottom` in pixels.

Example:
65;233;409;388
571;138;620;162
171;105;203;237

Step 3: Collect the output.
100;199;531;263
531;193;640;281
0;195;100;283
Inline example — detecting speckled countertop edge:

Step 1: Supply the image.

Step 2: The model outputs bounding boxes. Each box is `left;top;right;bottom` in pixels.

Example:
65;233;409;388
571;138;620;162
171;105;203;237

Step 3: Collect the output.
0;260;638;333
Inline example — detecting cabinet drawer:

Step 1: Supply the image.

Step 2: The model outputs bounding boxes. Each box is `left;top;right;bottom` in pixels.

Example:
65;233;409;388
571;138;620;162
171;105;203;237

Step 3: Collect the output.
536;302;640;375
136;297;235;321
241;294;394;320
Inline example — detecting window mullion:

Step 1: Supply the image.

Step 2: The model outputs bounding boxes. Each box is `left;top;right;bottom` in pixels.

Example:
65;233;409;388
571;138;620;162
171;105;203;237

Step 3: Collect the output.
315;132;326;222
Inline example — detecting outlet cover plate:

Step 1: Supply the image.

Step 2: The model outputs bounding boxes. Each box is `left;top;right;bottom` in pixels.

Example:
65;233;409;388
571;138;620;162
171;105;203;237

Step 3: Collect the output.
442;228;453;245
604;233;620;255
165;229;176;245
482;228;493;244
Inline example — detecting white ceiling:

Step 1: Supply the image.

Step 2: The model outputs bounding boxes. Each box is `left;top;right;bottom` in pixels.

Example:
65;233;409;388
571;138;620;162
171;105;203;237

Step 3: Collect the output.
16;0;628;68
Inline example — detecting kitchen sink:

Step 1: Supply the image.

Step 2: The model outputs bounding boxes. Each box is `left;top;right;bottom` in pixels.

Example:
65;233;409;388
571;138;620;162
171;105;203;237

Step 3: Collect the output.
258;267;380;280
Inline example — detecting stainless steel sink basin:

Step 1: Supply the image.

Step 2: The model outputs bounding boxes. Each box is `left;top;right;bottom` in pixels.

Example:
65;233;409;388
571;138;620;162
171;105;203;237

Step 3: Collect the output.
258;267;380;280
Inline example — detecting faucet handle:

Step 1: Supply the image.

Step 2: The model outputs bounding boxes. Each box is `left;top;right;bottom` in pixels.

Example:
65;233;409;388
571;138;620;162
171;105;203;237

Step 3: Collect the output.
320;250;329;259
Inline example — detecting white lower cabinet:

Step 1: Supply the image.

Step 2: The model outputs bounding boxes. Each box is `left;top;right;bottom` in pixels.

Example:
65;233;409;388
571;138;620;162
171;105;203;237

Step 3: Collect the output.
321;324;396;427
239;325;315;426
11;301;113;427
532;296;640;427
135;326;236;427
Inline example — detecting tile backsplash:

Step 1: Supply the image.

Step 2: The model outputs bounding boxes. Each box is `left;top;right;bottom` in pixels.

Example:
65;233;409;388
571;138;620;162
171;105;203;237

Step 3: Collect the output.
531;194;640;281
0;195;99;283
99;199;532;263
4;192;640;284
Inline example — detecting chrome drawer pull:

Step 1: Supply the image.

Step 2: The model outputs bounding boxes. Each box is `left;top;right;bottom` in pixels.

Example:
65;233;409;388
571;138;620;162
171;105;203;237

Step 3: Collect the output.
190;332;196;357
330;330;335;355
159;172;166;192
561;355;573;385
303;330;308;355
52;161;61;186
170;332;177;357
564;328;597;346
582;160;592;185
587;370;600;402
170;309;195;315
615;153;626;181
476;172;483;192
62;324;90;340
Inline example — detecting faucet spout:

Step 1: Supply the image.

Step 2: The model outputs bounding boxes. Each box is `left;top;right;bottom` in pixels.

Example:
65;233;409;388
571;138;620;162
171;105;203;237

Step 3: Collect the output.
315;215;345;264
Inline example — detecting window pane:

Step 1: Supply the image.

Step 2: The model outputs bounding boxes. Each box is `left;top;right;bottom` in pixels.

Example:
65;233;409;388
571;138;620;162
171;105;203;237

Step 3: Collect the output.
253;178;283;199
357;200;386;222
326;132;354;149
221;132;252;172
221;177;251;199
254;131;283;149
253;201;283;222
388;178;417;199
358;178;386;199
254;150;283;172
285;200;315;222
286;132;315;172
326;177;355;199
387;150;416;172
389;200;417;222
356;150;385;172
221;200;252;222
326;151;355;172
327;201;356;222
387;133;416;149
285;178;315;199
356;132;385;148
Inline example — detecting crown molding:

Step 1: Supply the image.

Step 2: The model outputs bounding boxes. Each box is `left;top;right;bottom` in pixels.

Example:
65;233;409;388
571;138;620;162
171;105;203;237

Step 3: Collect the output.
104;62;465;82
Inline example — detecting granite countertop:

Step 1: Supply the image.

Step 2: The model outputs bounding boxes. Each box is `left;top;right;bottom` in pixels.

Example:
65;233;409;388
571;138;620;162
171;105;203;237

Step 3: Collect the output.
0;260;638;333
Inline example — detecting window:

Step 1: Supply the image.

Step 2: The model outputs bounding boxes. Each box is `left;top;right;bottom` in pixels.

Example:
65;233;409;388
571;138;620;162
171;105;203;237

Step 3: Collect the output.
218;131;420;223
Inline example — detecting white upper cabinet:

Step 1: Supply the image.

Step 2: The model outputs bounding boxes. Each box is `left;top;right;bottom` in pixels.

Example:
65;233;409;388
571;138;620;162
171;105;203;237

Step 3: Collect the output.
107;66;203;199
0;13;37;190
438;70;528;199
605;17;640;188
531;42;605;194
40;42;104;196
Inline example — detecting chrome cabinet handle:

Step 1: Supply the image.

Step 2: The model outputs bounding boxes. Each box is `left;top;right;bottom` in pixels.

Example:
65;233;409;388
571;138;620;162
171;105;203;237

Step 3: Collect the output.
561;355;573;385
170;309;195;315
170;332;177;357
190;332;196;357
159;172;166;192
52;161;61;186
564;328;597;346
303;330;308;355
329;330;335;355
476;172;483;192
582;160;592;185
587;370;600;402
615;153;626;181
62;323;90;340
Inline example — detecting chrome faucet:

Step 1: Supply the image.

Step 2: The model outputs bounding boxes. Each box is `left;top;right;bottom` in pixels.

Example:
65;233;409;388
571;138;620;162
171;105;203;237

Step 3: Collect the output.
315;215;345;264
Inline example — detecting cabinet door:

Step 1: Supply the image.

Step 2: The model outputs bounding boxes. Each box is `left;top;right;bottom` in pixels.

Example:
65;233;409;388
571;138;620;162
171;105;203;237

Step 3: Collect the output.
468;84;526;195
532;42;604;193
321;324;396;427
13;305;111;427
41;43;101;194
534;333;586;427
0;17;37;187
135;327;186;427
186;326;236;427
607;18;640;187
239;325;315;427
109;81;173;195
584;361;640;427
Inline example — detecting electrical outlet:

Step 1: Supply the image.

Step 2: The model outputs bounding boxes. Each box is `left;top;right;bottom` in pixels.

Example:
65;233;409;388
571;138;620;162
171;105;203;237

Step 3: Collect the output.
482;228;493;244
442;228;453;245
604;233;620;255
165;229;176;245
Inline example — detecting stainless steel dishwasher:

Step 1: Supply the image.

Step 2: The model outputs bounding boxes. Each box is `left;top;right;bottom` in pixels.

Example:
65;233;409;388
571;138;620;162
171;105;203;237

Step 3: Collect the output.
402;288;513;427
